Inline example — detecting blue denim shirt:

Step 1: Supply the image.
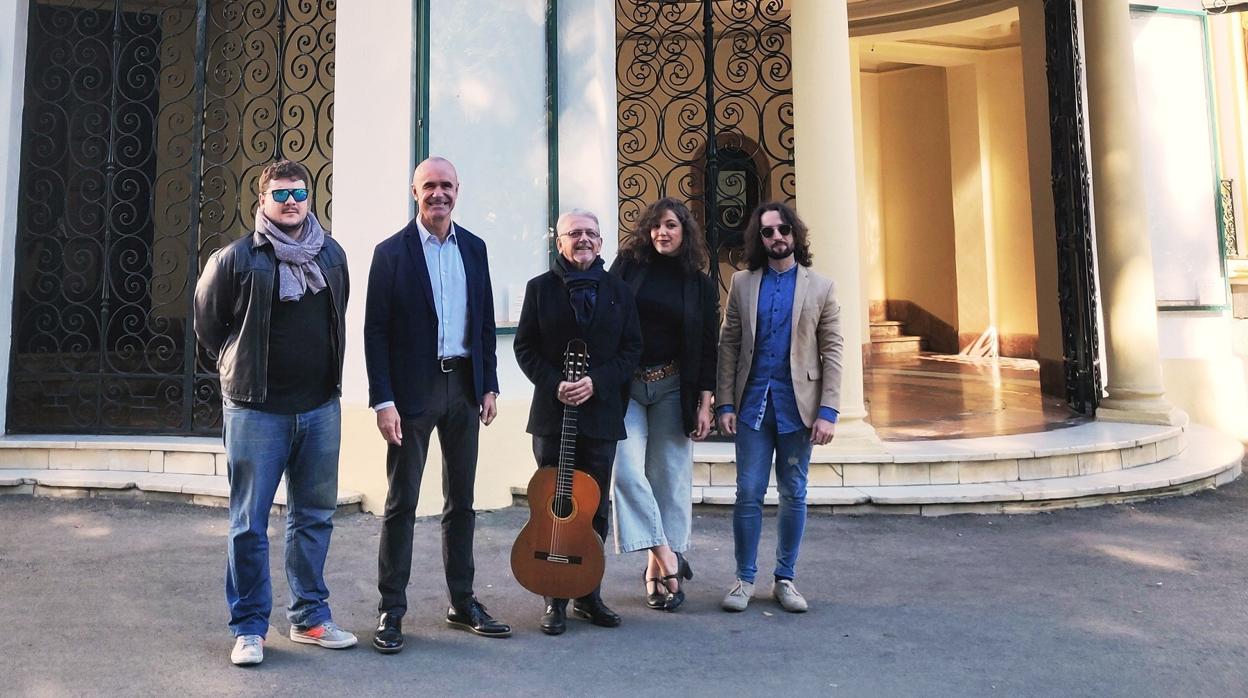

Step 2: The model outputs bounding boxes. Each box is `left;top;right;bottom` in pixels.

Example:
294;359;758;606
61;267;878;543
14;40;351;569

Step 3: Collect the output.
721;265;838;434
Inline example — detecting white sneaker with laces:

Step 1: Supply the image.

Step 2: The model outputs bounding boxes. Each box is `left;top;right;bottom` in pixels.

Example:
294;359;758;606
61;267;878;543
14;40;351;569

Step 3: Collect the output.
231;634;264;666
772;579;809;613
290;620;358;649
721;579;755;612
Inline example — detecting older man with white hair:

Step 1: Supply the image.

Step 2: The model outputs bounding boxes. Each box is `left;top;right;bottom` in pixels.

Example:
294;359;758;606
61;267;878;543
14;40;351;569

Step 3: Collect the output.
514;208;643;635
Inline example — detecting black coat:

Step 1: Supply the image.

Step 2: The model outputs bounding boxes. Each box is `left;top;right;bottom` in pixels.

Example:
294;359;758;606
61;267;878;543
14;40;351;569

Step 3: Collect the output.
514;261;642;440
609;256;720;434
194;231;349;404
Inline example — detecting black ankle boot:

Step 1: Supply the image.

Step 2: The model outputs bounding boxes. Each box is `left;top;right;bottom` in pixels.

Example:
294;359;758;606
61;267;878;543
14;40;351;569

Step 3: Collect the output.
540;598;567;636
572;592;621;628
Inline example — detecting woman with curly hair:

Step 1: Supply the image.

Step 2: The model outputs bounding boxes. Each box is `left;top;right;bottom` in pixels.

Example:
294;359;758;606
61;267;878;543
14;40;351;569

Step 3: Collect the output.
608;197;719;612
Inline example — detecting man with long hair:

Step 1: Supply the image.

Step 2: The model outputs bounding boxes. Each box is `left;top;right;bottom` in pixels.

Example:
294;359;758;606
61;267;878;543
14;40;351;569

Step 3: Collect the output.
716;201;843;614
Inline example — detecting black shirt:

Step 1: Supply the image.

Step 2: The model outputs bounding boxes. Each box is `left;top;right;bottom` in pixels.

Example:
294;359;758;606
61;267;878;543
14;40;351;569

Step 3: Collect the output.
636;254;685;366
243;279;336;414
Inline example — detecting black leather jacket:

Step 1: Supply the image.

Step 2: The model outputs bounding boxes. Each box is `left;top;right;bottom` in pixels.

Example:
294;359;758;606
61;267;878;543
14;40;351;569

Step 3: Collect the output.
193;230;349;403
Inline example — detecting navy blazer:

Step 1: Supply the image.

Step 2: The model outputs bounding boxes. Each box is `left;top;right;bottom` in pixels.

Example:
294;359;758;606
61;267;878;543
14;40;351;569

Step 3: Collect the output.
364;218;499;417
514;262;642;440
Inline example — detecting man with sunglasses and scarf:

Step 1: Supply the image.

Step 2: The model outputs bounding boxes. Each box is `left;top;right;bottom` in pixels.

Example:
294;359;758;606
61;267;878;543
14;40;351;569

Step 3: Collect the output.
716;201;843;615
195;159;354;666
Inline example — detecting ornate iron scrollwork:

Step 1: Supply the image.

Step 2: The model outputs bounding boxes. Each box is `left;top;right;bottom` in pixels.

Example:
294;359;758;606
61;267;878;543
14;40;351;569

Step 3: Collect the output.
1044;0;1102;414
1220;178;1238;258
616;0;794;293
11;0;335;434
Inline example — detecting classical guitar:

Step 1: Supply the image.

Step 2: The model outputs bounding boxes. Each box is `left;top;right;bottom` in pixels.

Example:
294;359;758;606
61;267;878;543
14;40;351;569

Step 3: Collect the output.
510;338;606;599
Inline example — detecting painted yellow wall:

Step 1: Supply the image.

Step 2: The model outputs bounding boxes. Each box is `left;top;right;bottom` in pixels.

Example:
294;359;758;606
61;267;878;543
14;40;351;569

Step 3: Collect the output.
982;48;1039;339
878;65;959;329
945;63;993;338
858;72;886;307
1018;0;1065;388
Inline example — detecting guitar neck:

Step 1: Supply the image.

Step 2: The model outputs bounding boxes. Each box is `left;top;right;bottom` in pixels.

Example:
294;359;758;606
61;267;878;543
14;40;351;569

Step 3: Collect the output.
556;403;579;498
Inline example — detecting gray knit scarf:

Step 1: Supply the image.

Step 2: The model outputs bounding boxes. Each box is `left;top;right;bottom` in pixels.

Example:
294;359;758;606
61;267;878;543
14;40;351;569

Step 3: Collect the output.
255;209;328;301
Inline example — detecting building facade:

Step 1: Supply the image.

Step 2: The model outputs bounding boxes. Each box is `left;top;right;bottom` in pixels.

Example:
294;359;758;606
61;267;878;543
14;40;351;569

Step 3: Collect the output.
0;0;1244;513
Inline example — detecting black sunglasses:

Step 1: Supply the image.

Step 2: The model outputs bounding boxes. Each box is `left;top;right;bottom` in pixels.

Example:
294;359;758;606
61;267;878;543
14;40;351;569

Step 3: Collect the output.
269;188;309;203
761;224;792;239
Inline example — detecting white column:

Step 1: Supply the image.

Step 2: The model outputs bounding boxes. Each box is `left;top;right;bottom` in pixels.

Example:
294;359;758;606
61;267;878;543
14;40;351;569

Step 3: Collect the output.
791;0;881;447
1083;0;1182;425
0;0;30;431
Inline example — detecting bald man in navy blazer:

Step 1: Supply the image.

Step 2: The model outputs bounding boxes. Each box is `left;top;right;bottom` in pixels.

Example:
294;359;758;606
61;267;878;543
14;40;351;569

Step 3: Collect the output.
364;156;510;654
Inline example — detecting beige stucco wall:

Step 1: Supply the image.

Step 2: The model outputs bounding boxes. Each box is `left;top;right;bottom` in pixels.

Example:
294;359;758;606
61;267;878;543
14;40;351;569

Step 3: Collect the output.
1018;0;1065;388
945;63;992;339
981;48;1039;341
858;72;886;311
878;65;959;330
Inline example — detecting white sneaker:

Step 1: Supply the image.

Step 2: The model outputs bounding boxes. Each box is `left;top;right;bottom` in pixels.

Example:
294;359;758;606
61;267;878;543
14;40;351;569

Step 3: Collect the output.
290;620;358;649
231;634;264;666
772;579;809;613
721;579;755;612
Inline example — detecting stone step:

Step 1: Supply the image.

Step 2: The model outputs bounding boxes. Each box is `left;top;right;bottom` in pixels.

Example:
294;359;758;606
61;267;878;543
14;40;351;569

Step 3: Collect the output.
511;424;1239;514
871;335;924;355
689;419;1189;486
0;470;364;514
870;320;905;339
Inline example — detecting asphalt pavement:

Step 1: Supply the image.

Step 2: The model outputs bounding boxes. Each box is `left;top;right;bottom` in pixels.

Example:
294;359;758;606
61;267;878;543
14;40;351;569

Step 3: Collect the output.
3;479;1248;697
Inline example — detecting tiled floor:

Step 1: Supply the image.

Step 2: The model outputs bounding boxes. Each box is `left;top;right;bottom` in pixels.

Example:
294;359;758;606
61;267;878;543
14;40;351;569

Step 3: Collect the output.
865;354;1087;441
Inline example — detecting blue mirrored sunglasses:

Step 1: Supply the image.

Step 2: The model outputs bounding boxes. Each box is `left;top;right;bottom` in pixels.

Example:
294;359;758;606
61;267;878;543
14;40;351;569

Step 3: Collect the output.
269;188;309;203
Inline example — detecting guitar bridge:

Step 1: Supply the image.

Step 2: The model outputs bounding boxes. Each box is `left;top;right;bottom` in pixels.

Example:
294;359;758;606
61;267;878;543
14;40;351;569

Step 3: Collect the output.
535;551;583;565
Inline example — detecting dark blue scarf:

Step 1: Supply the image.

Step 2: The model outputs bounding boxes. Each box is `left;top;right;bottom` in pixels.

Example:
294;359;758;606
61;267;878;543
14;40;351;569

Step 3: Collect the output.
554;255;605;332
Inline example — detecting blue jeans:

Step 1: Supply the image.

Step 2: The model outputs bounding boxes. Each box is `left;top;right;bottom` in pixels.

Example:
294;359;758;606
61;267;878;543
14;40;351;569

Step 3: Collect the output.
224;397;341;637
612;374;692;554
733;399;812;584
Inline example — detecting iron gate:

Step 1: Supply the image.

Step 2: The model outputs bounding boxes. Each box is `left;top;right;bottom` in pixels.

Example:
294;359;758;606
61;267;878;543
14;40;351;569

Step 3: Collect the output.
616;0;794;292
10;0;335;435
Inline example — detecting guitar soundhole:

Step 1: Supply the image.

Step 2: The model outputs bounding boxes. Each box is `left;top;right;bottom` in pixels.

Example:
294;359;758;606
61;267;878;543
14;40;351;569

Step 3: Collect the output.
550;494;574;519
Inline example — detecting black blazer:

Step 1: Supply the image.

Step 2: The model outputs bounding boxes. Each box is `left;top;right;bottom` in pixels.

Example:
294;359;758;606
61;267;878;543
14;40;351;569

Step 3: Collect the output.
364;219;499;417
514;262;642;440
609;256;720;434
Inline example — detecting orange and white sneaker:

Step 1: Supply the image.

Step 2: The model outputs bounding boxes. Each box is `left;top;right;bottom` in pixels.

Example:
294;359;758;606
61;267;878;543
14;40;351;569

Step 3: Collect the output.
290;621;358;649
231;634;264;666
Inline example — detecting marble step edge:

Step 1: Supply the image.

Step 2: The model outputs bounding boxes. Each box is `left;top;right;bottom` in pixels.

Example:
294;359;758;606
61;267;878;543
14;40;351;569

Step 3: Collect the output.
0;470;363;508
689;420;1191;465
511;425;1241;512
0;434;224;453
871;335;924;343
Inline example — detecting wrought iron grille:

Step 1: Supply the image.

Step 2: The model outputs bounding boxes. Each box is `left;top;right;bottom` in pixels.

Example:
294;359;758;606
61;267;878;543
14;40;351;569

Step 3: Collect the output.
10;0;335;435
616;0;794;293
1044;0;1102;414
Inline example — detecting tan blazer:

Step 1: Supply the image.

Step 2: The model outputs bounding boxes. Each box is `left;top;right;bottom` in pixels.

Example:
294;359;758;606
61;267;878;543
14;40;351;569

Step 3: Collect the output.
716;265;843;428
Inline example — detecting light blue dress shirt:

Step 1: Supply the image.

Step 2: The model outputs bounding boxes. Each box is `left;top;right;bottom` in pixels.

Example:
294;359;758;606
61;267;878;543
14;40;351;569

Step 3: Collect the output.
418;219;471;359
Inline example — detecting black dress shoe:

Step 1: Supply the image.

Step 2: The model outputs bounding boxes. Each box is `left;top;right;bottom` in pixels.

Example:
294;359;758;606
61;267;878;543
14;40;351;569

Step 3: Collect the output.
540;598;567;636
572;594;622;628
446;599;512;638
372;612;404;654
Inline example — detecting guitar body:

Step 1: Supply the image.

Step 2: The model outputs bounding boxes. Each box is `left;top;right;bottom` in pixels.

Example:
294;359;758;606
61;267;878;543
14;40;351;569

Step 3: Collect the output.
510;466;605;600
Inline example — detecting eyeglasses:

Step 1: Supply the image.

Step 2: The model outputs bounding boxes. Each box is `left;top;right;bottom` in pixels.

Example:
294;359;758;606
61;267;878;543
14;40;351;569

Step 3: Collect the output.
761;224;792;239
269;188;309;203
560;229;601;240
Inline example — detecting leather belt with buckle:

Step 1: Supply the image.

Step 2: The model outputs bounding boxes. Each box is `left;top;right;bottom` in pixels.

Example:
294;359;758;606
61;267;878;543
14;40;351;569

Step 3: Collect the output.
635;360;678;383
439;356;467;373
